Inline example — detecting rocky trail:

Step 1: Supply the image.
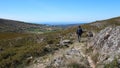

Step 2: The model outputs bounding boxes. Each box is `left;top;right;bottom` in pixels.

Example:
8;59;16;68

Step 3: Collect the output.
26;38;96;68
24;23;120;68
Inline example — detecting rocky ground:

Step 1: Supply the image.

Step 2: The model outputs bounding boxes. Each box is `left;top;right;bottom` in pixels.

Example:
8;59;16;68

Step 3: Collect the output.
26;38;95;68
26;26;120;68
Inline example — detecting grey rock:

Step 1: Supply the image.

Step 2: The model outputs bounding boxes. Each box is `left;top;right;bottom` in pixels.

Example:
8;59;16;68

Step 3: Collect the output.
60;40;72;46
88;26;120;66
118;59;120;64
50;57;65;67
66;48;81;56
46;47;89;68
87;31;94;37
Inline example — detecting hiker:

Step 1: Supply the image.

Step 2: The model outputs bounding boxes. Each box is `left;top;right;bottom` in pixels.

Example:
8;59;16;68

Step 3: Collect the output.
76;25;83;42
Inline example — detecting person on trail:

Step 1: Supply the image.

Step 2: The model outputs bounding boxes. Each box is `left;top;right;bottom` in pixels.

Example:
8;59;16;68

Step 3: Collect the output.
76;25;83;42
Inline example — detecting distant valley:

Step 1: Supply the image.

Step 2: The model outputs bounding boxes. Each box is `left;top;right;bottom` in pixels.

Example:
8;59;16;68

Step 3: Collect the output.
0;19;61;33
0;18;86;33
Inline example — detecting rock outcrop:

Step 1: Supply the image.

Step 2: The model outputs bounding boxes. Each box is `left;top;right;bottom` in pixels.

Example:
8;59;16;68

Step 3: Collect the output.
88;26;120;67
46;46;90;68
60;39;73;47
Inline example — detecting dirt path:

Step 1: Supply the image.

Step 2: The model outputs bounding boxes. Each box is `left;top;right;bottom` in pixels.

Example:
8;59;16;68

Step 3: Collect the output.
26;41;96;68
72;42;96;68
87;56;96;68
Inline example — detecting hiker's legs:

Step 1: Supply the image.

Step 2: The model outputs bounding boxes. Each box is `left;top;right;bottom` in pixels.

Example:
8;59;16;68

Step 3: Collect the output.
78;35;81;42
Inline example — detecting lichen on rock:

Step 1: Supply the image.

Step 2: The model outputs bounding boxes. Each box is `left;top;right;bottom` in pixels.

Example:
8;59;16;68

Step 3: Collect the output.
88;26;120;67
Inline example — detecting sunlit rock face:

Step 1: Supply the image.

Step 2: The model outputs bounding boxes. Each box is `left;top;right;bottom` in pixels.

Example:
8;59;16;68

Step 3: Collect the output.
88;26;120;65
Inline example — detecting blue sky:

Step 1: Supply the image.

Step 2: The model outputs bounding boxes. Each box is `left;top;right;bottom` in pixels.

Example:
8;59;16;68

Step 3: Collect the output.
0;0;120;24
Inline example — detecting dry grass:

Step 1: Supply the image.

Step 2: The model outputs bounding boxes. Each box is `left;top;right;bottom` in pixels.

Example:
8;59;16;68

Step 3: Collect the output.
0;29;75;68
0;32;29;40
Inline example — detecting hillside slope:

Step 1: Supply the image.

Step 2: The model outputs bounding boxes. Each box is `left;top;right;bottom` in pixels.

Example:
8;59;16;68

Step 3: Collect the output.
0;18;59;33
81;17;120;33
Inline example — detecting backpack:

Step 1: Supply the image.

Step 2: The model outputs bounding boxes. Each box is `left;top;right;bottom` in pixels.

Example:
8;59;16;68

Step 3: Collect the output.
77;28;83;35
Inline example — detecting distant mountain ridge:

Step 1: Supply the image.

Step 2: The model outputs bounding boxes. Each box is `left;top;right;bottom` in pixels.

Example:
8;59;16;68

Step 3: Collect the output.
0;18;59;33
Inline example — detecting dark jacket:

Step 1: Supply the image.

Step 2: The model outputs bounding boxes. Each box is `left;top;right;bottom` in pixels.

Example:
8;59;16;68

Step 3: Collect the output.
76;28;83;35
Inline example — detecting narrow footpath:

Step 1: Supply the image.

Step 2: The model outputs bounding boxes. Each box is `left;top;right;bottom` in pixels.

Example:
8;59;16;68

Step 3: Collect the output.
26;39;96;68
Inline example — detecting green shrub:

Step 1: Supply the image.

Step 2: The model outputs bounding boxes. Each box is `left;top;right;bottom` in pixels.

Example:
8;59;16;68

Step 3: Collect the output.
67;62;86;68
104;58;119;68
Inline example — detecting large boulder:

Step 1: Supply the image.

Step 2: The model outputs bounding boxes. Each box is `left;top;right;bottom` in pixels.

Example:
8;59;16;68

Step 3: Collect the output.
88;26;120;67
60;40;73;47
